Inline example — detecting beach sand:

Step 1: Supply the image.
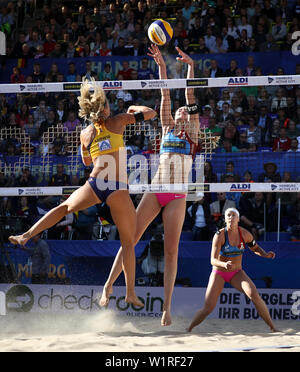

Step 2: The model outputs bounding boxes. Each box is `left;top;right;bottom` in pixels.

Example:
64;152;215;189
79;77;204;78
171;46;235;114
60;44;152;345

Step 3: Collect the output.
0;311;299;352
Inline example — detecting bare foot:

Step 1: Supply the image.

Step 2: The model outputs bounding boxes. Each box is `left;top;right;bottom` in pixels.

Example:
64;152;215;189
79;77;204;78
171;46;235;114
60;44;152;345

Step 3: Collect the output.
161;309;172;326
125;295;144;308
99;286;113;307
9;235;29;246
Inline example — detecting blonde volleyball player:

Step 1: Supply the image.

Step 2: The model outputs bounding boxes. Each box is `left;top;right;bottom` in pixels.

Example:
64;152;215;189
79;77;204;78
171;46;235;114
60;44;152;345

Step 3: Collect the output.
100;45;200;326
9;78;157;307
187;208;277;333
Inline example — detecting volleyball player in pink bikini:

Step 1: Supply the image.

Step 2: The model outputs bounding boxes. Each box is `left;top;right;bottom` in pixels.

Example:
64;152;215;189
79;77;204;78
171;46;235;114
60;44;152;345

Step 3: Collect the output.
187;208;277;332
100;44;200;326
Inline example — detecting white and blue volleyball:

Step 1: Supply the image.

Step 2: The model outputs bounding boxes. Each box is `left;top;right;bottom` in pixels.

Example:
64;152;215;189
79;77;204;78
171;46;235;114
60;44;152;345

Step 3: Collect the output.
148;19;173;46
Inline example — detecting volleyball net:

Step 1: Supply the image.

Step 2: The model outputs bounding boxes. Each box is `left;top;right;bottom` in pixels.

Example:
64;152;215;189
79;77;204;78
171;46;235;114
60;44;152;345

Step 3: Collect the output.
0;75;299;197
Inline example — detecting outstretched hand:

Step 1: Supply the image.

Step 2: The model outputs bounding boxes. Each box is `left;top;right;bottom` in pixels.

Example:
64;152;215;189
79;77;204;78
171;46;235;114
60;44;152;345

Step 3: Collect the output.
147;44;165;67
175;47;194;65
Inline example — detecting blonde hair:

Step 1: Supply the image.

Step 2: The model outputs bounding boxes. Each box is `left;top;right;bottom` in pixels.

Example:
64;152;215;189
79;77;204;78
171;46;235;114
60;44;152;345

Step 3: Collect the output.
77;78;107;122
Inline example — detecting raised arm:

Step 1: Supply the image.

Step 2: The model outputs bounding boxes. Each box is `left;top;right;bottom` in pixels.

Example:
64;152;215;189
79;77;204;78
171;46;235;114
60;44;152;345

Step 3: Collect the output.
108;105;157;132
175;47;196;106
148;44;173;127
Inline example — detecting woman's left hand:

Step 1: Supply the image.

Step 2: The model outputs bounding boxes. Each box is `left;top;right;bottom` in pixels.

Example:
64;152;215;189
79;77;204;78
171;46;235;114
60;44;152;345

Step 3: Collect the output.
175;47;194;65
266;251;276;259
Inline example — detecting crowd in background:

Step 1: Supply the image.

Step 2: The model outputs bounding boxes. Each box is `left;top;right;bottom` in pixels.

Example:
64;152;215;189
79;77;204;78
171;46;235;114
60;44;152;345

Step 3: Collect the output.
0;0;300;243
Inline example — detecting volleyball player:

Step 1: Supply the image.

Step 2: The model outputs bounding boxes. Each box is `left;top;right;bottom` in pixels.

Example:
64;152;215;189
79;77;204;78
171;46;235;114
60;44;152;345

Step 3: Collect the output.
100;45;200;326
9;78;157;307
187;208;277;332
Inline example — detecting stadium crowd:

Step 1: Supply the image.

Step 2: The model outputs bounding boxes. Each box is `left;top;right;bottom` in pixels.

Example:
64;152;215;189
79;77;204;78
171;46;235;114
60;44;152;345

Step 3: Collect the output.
0;0;300;243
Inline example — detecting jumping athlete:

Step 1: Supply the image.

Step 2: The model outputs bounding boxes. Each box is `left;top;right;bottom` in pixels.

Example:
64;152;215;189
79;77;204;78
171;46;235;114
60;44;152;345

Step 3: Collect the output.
9;78;157;307
100;45;201;326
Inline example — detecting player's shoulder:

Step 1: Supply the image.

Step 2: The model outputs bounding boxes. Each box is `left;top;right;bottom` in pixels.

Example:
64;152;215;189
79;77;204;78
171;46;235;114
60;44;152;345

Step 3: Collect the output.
215;228;225;238
239;226;253;241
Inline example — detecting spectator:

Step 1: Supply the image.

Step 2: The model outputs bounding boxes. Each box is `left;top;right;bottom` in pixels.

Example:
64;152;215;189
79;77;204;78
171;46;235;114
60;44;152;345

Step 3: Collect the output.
187;193;212;241
24;114;39;140
46;62;60;82
208;58;223;78
210;192;236;230
271;88;288;112
288;138;300;152
137;58;154;80
10;66;25;83
239;192;267;240
220;121;240;146
117;60;136;80
271;15;287;41
47;196;74;239
205;116;222;137
219;138;239;153
112;37;129;56
203;161;218;183
216;102;235;125
73;205;98;240
272;127;291;152
43;32;56;56
33;99;49;126
17;233;51;284
258;162;281;182
14;167;36;187
246;117;262;145
204;26;217;52
220;160;240;182
66;62;77;82
286;120;300;139
236;131;249;151
39;110;57;137
63;111;81;133
225;59;238;77
259;33;280;52
31;62;45;83
48;164;70;187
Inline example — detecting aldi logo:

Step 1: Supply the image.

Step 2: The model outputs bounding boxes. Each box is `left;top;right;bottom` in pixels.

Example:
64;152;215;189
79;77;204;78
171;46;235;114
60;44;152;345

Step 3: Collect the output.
230;183;251;191
228;77;248;86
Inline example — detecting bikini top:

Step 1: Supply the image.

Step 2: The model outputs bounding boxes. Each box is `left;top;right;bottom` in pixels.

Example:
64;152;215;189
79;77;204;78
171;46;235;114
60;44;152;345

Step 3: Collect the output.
88;122;124;160
219;227;246;258
160;129;200;158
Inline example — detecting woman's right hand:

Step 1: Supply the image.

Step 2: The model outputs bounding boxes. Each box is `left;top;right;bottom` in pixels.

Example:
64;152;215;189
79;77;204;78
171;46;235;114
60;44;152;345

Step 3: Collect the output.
224;261;235;270
147;44;165;67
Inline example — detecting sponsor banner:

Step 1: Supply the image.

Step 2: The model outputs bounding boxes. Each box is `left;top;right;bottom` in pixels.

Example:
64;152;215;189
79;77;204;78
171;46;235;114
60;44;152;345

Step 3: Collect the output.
186;79;208;87
0;187;63;197
2;183;300;196
267;76;298;85
0;285;299;321
2;74;300;94
269;183;300;192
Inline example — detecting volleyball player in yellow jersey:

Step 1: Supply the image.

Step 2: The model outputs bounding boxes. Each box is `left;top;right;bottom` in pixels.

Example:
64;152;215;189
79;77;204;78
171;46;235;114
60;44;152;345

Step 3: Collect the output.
9;78;157;307
100;45;200;326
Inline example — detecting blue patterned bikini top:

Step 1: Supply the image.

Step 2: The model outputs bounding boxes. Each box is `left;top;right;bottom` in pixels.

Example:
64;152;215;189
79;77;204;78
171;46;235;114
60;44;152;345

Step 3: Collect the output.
219;227;246;258
160;130;199;158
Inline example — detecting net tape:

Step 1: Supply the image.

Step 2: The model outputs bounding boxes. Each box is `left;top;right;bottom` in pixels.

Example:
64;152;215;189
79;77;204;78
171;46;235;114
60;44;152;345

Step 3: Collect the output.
1;75;299;94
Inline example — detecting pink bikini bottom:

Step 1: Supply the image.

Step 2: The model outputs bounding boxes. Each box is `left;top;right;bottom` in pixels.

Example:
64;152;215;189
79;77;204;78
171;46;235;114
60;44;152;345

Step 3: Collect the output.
155;193;186;207
213;269;241;283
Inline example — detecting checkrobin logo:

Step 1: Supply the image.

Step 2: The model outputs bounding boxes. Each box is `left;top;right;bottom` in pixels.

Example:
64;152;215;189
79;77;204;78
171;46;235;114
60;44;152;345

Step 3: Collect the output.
6;285;34;313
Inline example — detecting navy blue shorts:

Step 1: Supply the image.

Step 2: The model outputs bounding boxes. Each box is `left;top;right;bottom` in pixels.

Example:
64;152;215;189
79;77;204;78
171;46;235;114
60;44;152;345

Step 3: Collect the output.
87;177;128;203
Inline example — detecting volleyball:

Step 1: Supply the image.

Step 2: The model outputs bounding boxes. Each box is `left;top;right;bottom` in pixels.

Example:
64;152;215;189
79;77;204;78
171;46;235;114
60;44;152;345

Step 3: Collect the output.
148;19;173;46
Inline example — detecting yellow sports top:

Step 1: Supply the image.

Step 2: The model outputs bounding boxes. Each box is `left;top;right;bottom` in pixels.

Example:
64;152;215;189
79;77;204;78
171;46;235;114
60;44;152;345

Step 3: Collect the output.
88;122;124;159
